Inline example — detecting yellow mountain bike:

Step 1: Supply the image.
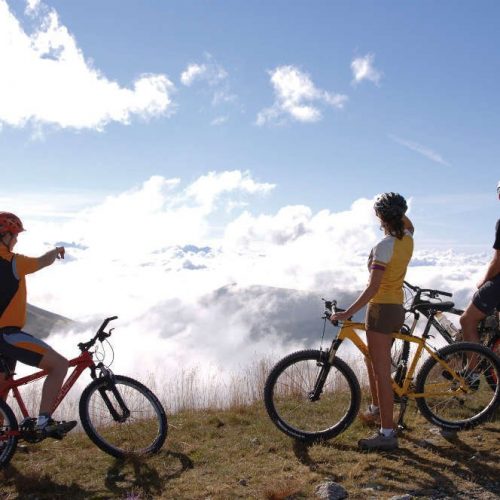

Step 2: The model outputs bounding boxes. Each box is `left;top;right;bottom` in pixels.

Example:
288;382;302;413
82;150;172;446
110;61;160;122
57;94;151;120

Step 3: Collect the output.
264;299;500;441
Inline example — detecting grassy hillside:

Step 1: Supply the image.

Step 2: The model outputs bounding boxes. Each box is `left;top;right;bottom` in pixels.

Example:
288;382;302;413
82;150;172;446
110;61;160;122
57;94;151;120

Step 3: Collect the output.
1;399;498;499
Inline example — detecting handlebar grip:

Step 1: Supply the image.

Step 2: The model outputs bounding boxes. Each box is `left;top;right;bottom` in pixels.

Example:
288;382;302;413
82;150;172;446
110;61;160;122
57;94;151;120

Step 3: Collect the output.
436;290;452;297
326;310;339;326
98;316;118;333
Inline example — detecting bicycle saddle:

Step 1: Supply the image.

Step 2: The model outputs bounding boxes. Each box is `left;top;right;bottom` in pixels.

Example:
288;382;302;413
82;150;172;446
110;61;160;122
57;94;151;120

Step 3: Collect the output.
414;301;455;312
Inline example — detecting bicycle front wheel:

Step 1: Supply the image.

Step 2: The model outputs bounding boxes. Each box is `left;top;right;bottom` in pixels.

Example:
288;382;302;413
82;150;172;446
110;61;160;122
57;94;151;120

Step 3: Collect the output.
0;399;18;468
79;375;167;458
264;350;361;442
415;342;500;430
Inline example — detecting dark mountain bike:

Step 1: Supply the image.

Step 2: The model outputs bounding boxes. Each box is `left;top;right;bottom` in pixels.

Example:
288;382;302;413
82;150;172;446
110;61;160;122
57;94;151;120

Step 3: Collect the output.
0;317;168;468
392;281;500;390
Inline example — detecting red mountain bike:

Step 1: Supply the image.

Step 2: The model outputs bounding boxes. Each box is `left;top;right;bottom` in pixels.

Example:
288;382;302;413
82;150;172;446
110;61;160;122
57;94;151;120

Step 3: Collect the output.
0;316;167;467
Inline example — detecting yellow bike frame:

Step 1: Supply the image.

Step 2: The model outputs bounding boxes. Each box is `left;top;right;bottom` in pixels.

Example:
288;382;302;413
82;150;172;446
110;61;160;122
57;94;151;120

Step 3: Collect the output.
328;320;472;399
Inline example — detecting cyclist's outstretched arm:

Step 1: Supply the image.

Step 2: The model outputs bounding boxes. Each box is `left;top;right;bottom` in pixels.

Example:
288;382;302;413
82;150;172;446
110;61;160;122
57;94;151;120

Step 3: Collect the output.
37;247;65;270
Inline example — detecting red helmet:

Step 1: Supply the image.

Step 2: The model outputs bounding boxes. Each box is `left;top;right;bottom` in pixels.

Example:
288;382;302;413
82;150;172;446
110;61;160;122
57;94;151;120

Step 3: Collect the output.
0;212;25;235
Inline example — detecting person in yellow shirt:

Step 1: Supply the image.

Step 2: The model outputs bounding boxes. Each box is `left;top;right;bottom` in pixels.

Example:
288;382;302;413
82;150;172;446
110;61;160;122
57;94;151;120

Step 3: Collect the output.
0;212;76;439
331;193;414;451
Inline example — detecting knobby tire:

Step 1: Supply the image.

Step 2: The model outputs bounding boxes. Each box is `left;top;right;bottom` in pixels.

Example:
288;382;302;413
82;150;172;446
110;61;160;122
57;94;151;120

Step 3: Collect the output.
0;399;18;468
79;375;167;458
415;342;500;430
264;349;361;442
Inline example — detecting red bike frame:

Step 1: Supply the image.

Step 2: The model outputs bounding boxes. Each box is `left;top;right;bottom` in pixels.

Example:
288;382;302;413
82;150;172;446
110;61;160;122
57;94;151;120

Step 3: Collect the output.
4;350;95;418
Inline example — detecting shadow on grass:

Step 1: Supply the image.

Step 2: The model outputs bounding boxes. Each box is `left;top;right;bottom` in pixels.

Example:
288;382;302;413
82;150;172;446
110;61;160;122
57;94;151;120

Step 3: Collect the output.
291;430;499;498
397;433;500;496
1;449;194;498
291;439;358;478
104;449;194;496
2;465;90;499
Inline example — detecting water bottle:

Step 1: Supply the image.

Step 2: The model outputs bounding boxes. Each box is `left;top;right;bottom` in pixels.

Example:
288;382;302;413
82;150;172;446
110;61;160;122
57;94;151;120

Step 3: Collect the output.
435;311;460;337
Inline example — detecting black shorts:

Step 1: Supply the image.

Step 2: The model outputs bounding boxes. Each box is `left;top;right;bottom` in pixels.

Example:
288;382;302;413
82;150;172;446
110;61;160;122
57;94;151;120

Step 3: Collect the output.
0;327;50;373
472;275;500;315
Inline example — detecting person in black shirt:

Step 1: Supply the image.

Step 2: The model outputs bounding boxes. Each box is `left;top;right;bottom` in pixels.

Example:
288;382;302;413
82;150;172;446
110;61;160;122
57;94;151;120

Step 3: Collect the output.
460;182;500;340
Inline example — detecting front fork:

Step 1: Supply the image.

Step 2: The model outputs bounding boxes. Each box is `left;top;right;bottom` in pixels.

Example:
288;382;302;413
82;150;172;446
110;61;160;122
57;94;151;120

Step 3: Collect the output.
92;363;130;423
308;338;344;402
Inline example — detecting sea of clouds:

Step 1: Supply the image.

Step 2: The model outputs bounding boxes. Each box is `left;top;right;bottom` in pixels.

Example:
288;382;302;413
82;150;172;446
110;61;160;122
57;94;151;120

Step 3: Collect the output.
5;171;491;410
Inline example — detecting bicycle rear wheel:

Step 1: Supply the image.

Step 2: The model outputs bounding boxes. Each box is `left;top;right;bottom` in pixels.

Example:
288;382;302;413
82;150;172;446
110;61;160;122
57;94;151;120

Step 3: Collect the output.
485;336;500;391
264;350;361;442
0;399;18;468
415;342;500;430
79;375;167;458
391;331;411;382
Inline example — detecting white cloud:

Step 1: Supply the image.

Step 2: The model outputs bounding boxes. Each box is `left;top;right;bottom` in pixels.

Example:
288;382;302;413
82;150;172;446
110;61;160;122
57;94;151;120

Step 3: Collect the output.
257;65;347;125
25;0;40;13
11;172;489;411
180;63;208;86
184;170;275;213
180;54;236;124
180;55;228;87
0;0;175;131
210;115;229;126
351;53;383;85
389;134;451;166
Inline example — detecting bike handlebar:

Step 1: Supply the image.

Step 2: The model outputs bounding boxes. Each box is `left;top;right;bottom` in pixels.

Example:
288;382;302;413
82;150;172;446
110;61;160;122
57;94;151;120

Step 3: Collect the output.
78;316;118;352
404;281;452;298
97;316;118;336
322;299;351;326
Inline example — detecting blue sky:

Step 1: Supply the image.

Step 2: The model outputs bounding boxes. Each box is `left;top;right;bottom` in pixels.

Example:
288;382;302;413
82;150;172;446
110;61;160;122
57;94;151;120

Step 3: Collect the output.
1;0;499;248
2;0;499;383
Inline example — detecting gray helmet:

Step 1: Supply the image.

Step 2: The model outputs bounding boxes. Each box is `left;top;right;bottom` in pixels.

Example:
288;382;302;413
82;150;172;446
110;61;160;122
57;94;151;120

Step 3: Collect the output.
374;192;407;219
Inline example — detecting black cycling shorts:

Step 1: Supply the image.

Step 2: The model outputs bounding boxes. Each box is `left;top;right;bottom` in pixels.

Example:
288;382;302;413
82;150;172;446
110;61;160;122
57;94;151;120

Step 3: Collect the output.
0;327;50;373
472;275;500;315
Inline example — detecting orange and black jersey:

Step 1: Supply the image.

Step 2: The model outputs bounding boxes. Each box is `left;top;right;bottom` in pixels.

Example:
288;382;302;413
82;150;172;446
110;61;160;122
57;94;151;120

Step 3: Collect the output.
0;246;39;328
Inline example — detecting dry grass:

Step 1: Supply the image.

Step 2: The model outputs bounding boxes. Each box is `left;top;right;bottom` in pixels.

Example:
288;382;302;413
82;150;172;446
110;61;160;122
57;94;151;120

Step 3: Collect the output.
0;395;498;499
1;350;499;498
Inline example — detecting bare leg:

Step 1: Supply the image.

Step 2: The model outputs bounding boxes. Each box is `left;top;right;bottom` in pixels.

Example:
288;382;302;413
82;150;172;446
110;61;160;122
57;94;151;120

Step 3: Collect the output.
366;330;394;430
38;350;68;415
460;303;485;343
364;356;379;407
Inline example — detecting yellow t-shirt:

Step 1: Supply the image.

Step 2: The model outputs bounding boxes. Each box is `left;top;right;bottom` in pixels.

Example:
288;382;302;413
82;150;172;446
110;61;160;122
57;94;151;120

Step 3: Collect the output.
0;246;40;328
368;230;413;304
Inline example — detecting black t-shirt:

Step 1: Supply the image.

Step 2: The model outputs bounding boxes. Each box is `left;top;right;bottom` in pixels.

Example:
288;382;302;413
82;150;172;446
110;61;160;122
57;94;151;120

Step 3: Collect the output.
494;219;500;250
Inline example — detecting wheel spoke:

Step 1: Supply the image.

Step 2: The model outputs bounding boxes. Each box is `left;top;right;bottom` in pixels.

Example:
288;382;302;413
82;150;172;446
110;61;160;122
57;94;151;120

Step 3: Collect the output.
80;376;167;457
416;343;500;429
264;350;361;441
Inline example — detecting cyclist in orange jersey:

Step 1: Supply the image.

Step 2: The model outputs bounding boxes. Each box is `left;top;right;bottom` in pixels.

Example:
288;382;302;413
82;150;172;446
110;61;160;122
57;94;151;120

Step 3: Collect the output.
0;212;76;438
